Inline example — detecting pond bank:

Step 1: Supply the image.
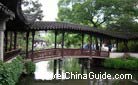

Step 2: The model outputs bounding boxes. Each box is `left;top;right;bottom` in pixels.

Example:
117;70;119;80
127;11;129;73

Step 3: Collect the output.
17;60;138;85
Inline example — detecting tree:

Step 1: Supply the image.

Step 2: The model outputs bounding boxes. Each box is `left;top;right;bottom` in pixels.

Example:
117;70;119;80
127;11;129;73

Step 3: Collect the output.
58;0;111;49
58;0;138;30
22;0;43;21
57;0;138;50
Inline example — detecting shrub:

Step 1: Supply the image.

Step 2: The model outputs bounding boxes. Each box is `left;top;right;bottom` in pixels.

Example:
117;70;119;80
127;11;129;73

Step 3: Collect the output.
0;56;24;85
24;61;35;74
104;58;124;69
103;57;138;70
124;60;137;70
112;59;124;69
104;59;114;68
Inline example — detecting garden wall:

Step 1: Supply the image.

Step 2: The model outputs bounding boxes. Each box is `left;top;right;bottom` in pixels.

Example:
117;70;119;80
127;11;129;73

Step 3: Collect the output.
109;52;138;58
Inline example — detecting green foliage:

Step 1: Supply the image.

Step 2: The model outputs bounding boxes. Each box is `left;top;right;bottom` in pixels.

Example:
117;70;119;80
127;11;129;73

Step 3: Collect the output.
0;57;24;85
103;58;124;69
117;42;125;52
124;60;137;70
22;0;43;21
118;41;138;52
58;0;138;31
24;61;35;75
103;59;113;68
128;41;138;52
103;57;138;70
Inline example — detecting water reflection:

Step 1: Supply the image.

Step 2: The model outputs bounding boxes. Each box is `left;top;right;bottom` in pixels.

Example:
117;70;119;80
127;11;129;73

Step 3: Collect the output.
18;58;138;85
35;61;53;80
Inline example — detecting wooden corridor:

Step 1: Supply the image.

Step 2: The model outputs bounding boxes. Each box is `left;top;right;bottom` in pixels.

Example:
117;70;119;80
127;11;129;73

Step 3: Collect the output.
28;48;109;61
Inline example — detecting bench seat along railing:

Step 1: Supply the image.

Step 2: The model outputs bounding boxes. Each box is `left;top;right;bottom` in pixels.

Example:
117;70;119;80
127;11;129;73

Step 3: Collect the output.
4;49;21;61
28;48;109;60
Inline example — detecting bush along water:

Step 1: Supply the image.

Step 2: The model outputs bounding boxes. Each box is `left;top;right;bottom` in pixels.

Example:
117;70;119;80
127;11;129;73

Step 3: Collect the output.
0;56;36;85
0;57;24;85
103;57;138;70
24;61;35;75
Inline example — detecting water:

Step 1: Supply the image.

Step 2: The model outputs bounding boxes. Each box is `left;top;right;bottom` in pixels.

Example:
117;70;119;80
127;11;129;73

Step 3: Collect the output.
17;59;138;85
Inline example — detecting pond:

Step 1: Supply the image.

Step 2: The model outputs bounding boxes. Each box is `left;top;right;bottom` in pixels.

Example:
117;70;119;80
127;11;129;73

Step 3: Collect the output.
17;58;138;85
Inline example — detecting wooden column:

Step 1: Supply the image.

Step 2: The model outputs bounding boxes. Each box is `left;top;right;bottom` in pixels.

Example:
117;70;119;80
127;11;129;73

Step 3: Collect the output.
81;33;84;54
100;38;102;51
108;40;112;52
26;32;29;58
9;32;13;50
95;37;99;50
31;31;35;61
13;32;17;49
54;31;57;51
61;31;65;58
4;31;8;52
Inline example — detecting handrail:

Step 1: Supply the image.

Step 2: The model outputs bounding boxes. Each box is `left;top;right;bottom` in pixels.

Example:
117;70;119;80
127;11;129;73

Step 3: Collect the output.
28;48;109;60
4;49;21;61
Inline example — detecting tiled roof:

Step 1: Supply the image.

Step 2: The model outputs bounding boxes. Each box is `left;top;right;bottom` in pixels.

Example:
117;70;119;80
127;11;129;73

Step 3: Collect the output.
0;2;15;18
30;21;138;40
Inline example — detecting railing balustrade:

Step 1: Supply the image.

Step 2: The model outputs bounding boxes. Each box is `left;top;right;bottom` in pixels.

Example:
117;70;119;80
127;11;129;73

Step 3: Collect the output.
28;48;109;60
4;49;21;61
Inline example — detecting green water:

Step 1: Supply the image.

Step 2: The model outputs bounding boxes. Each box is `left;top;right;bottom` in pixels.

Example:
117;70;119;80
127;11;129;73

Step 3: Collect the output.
17;59;138;85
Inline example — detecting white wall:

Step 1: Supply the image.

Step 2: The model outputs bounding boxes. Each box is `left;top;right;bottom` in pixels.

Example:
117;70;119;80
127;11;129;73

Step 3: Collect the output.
129;53;138;58
109;52;138;58
109;53;124;58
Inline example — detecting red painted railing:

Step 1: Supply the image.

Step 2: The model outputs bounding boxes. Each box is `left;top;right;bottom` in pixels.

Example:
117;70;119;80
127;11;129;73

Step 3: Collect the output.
4;49;21;61
28;48;109;60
